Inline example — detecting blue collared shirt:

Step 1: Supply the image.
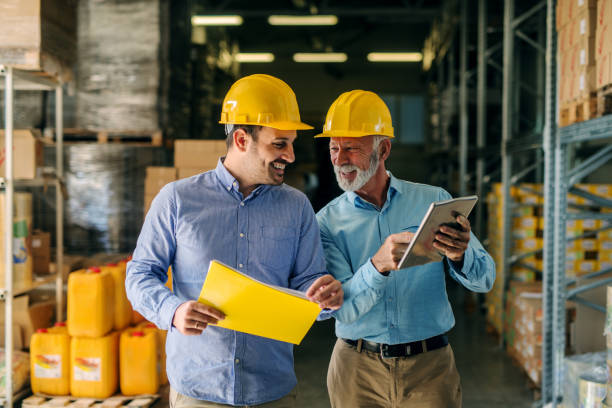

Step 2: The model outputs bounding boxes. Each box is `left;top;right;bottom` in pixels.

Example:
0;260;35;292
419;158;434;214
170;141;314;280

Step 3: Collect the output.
126;159;328;405
316;173;495;344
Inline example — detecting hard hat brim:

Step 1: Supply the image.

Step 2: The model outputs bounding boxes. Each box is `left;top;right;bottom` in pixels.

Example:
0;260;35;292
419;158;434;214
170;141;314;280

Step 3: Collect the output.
219;120;313;131
314;130;394;138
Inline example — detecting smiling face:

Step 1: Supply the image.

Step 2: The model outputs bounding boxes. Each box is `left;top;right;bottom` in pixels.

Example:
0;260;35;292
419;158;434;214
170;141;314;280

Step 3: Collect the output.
245;126;297;186
330;136;381;192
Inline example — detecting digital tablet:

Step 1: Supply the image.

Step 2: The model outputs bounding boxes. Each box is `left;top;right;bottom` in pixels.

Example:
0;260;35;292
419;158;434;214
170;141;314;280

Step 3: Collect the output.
396;195;478;270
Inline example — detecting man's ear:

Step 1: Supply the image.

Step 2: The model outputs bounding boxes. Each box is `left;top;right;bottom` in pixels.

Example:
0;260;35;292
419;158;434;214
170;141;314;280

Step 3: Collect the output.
233;128;250;152
379;139;392;161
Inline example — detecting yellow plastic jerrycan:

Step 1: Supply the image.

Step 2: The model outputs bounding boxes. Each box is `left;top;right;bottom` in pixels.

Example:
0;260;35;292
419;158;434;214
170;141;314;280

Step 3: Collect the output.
102;262;132;330
120;329;159;395
30;328;70;395
140;322;168;385
68;267;115;337
70;331;119;398
50;321;68;333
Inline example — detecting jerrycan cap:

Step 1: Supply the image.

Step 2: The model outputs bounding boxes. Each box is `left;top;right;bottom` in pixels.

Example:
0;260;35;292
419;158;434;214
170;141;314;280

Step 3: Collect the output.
87;266;102;274
54;322;66;327
131;331;145;337
107;262;118;267
36;328;48;333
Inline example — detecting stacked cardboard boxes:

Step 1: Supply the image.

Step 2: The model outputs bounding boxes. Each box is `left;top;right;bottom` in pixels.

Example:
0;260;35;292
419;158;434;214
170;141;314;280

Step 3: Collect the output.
143;140;227;215
0;0;76;80
558;0;598;125
596;0;612;91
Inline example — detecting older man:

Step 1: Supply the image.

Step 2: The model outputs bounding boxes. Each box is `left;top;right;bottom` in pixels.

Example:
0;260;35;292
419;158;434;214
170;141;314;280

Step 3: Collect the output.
316;90;495;408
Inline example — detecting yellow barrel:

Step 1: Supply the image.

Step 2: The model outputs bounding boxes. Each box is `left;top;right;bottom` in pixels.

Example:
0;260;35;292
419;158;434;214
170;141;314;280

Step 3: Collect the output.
0;192;33;291
70;332;119;398
67;267;115;337
119;329;159;395
30;328;70;395
102;263;132;330
139;322;168;385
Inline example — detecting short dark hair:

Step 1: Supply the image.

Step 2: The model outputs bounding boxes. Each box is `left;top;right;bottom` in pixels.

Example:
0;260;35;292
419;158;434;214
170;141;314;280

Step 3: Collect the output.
224;124;262;149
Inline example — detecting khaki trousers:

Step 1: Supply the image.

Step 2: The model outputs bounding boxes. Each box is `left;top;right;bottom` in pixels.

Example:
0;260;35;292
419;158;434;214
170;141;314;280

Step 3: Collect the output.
327;339;462;408
169;387;297;408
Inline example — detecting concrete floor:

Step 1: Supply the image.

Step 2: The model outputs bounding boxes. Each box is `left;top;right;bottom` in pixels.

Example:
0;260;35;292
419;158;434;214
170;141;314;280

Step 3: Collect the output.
156;279;537;407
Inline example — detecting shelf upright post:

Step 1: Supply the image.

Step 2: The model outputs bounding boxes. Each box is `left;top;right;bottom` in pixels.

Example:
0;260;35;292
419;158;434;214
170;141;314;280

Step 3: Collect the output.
55;84;64;322
541;0;558;404
3;65;14;408
459;0;468;197
475;0;487;237
500;0;515;347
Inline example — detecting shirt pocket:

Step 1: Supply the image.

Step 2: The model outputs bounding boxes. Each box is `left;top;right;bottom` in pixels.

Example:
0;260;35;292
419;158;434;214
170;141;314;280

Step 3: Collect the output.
259;226;296;271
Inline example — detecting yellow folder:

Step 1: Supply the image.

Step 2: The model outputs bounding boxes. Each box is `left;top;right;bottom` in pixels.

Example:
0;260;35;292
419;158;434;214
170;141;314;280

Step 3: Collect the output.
197;260;321;345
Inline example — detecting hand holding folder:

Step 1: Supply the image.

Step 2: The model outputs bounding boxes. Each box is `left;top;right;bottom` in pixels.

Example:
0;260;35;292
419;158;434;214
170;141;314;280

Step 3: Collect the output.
197;260;322;345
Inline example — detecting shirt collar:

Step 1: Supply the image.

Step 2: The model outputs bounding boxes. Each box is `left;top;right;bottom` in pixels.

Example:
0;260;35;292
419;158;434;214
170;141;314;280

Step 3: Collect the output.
347;171;401;210
214;157;270;198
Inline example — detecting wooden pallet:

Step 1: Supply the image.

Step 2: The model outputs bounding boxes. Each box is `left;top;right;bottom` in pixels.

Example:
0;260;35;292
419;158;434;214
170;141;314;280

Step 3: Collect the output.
559;95;597;127
59;129;163;146
597;84;612;117
22;394;159;408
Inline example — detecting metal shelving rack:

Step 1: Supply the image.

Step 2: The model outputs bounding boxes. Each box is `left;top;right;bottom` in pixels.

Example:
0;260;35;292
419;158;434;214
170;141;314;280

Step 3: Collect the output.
0;65;64;407
544;115;612;406
499;0;549;354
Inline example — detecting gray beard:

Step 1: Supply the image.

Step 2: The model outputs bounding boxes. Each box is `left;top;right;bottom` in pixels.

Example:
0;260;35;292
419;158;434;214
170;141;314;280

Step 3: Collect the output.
334;151;379;192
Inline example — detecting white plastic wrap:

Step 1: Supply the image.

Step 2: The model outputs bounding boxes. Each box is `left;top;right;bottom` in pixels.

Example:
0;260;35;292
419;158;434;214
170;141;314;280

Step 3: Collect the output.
76;0;161;131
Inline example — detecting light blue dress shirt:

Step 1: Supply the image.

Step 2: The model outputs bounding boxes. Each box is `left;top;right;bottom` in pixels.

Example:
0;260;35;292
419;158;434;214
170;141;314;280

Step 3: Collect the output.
126;159;328;405
316;173;495;344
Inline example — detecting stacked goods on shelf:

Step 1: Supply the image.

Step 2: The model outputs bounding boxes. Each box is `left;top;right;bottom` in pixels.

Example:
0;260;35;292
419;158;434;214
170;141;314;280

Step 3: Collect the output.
567;184;612;278
503;281;542;361
0;0;76;80
510;292;543;386
77;0;161;132
557;0;598;126
0;192;33;291
32;258;165;397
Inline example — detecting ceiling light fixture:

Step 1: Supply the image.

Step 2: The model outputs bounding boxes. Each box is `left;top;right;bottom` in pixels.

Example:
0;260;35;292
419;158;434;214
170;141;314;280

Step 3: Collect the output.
191;15;243;26
234;53;275;63
268;15;338;26
367;52;423;62
293;52;347;63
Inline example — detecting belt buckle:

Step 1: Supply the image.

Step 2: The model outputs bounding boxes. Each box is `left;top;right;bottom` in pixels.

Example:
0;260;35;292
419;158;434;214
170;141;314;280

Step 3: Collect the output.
380;344;390;359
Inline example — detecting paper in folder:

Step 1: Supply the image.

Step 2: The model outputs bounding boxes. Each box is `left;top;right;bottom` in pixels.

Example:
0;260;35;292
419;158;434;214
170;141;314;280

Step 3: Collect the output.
197;260;321;345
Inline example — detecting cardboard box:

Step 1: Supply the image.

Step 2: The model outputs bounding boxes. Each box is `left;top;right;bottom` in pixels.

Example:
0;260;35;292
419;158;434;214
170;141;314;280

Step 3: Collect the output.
0;0;76;79
144;166;177;196
144;193;156;215
0;323;24;350
177;167;214;180
0;295;54;349
575;7;598;41
0;129;44;179
31;230;50;275
174;139;226;169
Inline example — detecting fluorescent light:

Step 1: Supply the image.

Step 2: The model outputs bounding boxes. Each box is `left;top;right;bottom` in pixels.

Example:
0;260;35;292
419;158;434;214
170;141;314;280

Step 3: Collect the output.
268;15;338;26
293;53;347;63
234;53;275;63
191;15;243;26
367;52;423;62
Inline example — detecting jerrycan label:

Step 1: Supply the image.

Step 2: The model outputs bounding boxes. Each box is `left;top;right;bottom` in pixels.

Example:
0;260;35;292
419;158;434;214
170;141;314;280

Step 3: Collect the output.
34;354;61;378
13;219;28;264
74;357;101;381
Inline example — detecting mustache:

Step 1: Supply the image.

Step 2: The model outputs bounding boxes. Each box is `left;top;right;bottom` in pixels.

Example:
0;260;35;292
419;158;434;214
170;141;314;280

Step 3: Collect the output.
334;164;360;172
272;159;290;166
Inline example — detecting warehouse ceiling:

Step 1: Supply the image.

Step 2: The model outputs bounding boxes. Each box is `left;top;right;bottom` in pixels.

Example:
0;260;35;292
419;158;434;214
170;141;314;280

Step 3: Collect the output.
192;0;441;72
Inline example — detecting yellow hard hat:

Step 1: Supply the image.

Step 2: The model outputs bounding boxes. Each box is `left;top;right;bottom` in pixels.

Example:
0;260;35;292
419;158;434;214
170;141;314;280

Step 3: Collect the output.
315;90;394;138
219;74;313;130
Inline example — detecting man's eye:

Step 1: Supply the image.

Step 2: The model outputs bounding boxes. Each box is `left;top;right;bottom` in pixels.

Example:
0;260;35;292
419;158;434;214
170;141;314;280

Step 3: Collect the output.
330;147;339;152
273;143;286;148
